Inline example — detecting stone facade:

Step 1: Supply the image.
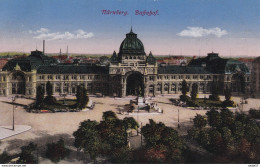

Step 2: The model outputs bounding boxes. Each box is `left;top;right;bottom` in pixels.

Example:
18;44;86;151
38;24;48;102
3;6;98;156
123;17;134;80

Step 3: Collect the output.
0;29;251;97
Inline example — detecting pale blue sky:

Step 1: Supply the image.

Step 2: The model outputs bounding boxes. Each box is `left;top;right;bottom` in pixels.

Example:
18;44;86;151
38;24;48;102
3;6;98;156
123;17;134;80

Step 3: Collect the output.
0;0;260;56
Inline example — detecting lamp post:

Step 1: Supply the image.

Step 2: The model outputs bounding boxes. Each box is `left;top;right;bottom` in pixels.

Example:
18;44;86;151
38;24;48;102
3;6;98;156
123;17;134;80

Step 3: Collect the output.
11;96;16;131
178;109;180;129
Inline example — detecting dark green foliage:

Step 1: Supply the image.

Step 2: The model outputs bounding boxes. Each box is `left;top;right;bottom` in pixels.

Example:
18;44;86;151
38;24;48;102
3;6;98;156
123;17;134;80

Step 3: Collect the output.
73;111;136;163
44;81;57;104
222;100;235;108
187;127;200;140
209;82;219;101
76;85;89;109
190;83;198;101
206;109;222;128
46;139;70;163
193;114;207;129
222;87;234;107
109;146;133;163
141;119;185;163
179;94;191;103
235;113;250;124
73;120;101;161
123;117;139;130
36;85;44;107
208;128;223;153
189;109;260;163
102;110;118;121
249;109;260;119
224;87;232;101
141;119;166;146
46;81;53;97
17;142;38;164
221;127;236;153
0;151;12;164
220;109;235;128
181;80;188;96
244;121;260;142
231;121;245;140
197;130;210;147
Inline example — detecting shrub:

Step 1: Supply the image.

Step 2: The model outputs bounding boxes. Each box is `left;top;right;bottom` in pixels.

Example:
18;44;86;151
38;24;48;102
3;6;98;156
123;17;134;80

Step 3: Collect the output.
179;95;189;102
46;139;70;163
206;109;222;128
222;100;235;108
0;151;12;164
249;109;260;119
187;127;200;140
17;142;38;164
193;114;207;129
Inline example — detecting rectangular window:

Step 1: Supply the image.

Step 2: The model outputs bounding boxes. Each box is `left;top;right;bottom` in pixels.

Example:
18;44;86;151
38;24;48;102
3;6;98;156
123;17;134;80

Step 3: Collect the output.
72;75;77;80
80;75;85;80
56;75;61;80
64;75;69;80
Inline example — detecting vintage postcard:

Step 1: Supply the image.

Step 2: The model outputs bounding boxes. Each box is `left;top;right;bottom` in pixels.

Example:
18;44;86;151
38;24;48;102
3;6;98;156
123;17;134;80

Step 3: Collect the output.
0;0;259;165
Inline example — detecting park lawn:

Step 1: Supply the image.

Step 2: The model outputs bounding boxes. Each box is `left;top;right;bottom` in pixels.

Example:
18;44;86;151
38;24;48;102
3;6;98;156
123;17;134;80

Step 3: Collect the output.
41;99;77;110
196;98;222;107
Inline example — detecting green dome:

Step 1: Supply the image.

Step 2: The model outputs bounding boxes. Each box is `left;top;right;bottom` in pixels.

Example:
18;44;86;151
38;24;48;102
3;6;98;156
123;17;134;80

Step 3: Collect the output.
119;28;145;55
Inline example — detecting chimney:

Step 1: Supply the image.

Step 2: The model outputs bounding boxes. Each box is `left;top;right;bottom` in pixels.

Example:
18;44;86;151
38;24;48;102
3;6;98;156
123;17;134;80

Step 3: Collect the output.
43;40;45;54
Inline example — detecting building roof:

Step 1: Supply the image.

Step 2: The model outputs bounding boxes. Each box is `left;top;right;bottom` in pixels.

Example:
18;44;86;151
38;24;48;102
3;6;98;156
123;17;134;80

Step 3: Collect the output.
188;52;250;74
158;65;210;74
37;64;109;74
2;50;57;72
119;28;146;58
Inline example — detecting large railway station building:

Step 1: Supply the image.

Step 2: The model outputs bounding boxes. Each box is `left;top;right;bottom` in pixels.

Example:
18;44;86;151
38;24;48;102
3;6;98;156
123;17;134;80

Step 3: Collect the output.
0;29;251;97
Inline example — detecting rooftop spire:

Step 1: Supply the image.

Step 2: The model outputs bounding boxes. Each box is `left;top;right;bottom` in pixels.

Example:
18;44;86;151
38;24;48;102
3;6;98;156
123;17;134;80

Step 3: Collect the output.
130;26;133;33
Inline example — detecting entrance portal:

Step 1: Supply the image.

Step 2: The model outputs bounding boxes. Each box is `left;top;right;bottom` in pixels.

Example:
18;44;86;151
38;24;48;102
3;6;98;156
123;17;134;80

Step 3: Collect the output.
11;72;25;95
126;72;144;96
231;73;245;93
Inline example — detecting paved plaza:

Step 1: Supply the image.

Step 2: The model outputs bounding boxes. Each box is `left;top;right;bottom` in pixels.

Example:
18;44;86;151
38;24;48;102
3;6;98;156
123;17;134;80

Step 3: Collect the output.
0;94;259;163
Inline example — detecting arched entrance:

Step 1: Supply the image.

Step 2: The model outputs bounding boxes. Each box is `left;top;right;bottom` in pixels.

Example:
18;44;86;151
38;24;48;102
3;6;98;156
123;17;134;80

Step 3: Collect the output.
231;73;245;93
10;72;26;94
126;72;144;96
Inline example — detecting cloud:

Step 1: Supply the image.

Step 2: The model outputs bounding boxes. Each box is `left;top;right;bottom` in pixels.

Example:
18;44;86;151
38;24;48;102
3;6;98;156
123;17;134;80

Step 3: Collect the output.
29;28;94;40
177;27;228;38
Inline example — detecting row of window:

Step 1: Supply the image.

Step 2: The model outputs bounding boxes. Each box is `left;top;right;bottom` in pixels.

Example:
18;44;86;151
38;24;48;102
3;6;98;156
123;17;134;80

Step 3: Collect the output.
38;75;108;80
156;75;216;80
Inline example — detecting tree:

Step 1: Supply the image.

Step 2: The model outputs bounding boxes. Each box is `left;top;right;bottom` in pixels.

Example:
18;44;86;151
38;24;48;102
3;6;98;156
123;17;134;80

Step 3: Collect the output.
36;85;44;108
0;151;12;164
222;87;234;107
209;82;219;101
123;117;139;131
141;119;166;147
102;110;118;121
46;81;53;97
231;121;245;140
17;142;38;164
76;85;89;109
181;80;188;96
193;114;207;129
46;138;70;163
143;144;168;163
220;109;235;128
141;119;185;163
190;83;198;101
208;128;223;153
73;120;101;162
44;81;56;104
224;86;231;101
244;121;260;142
206;109;222;128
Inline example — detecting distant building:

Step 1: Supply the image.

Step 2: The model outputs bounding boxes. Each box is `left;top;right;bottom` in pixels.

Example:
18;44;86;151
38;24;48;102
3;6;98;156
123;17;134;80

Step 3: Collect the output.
251;57;260;95
0;29;251;97
0;59;8;69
